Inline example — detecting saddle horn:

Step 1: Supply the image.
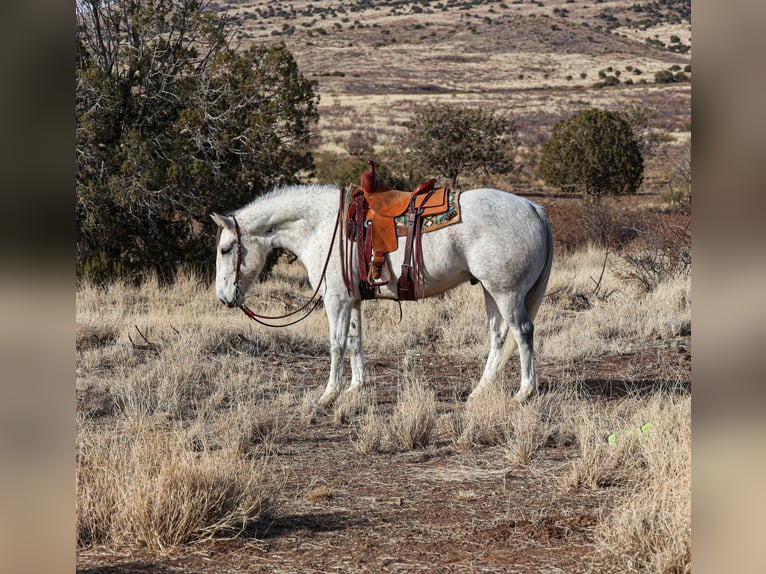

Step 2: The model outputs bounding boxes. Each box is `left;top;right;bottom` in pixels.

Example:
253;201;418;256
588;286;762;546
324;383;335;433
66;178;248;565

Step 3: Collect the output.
360;159;377;195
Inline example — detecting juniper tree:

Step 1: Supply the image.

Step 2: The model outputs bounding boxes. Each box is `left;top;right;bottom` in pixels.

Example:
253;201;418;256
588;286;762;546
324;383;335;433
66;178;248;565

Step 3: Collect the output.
404;104;518;189
76;0;318;280
539;108;644;201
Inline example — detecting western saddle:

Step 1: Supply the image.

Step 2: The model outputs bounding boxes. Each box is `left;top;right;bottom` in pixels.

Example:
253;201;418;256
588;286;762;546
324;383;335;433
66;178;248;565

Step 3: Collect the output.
345;160;450;300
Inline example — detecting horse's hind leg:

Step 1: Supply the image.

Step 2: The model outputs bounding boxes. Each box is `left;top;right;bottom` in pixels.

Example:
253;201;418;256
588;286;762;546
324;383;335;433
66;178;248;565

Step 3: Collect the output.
472;289;536;402
510;306;537;402
474;288;517;395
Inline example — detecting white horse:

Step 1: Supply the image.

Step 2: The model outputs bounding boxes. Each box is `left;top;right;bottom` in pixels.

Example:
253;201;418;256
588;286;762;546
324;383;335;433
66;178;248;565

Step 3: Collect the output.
211;184;553;407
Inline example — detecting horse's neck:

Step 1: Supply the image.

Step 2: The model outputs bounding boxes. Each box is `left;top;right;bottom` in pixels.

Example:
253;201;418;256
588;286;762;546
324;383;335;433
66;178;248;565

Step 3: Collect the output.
244;188;333;258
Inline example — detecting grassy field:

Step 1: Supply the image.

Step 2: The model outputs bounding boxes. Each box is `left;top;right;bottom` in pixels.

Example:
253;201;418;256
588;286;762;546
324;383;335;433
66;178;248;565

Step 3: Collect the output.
77;243;690;572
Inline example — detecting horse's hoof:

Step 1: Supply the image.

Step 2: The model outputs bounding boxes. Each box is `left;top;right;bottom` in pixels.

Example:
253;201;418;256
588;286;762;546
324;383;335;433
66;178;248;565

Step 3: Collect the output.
314;394;337;410
512;389;536;403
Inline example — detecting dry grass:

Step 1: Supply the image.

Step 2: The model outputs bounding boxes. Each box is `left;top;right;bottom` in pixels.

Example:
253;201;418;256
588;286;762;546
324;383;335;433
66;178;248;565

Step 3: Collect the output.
505;397;553;465
76;424;277;553
538;243;691;363
593;394;692;573
77;245;690;570
388;377;439;450
454;385;517;449
306;484;335;502
561;399;645;491
352;406;386;455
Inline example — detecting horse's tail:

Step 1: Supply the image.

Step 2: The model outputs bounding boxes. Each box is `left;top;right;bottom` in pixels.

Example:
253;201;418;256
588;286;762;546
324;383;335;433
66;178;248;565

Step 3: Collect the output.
525;202;554;320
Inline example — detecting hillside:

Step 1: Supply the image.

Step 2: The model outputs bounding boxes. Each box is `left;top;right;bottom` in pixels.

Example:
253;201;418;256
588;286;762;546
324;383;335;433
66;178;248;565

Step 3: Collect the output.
215;0;691;163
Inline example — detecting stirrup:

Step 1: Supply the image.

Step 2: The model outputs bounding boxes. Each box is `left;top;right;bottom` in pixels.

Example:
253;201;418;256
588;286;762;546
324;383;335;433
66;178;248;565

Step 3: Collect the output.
369;253;386;280
366;253;390;286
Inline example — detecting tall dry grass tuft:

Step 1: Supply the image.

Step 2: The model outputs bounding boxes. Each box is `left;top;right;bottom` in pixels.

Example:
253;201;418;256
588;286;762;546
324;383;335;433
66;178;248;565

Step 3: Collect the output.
562;399;648;491
200;394;296;456
77;427;278;553
454;385;516;449
594;395;691;573
388;378;438;450
505;397;552;465
334;387;376;426
353;406;386;454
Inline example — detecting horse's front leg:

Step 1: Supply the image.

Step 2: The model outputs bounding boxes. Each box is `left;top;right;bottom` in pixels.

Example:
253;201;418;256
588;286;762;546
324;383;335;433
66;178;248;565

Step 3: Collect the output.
316;294;352;408
345;301;366;395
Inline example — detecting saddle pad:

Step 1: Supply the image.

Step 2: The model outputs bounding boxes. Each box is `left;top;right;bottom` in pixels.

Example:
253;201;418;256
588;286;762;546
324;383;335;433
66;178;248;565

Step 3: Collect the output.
395;188;462;235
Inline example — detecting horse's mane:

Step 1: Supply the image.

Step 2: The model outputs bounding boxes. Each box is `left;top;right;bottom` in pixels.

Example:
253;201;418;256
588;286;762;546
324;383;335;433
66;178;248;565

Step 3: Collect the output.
237;183;340;215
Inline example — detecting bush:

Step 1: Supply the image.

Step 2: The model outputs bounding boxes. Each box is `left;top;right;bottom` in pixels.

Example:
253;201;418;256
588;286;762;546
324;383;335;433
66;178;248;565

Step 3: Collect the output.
593;75;619;88
543;199;642;252
403;103;518;188
77;1;319;282
539;108;644;200
77;428;275;551
654;69;675;83
614;212;691;292
314;153;409;191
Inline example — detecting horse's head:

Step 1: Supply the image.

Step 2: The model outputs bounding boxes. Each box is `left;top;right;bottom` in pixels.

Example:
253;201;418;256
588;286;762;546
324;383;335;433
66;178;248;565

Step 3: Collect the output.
210;212;270;307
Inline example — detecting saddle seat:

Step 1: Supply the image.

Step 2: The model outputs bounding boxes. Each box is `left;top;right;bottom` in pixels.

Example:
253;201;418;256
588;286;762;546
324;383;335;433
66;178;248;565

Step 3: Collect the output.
363;177;441;218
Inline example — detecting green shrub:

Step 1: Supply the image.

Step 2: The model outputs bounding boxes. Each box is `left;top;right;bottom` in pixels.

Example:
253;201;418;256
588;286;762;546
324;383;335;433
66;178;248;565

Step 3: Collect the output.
654;69;675;83
403;103;518;189
77;2;319;282
539;108;644;200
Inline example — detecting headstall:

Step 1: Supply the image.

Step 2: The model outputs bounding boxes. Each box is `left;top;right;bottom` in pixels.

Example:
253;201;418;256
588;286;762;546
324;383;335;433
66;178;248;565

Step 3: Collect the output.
228;189;345;328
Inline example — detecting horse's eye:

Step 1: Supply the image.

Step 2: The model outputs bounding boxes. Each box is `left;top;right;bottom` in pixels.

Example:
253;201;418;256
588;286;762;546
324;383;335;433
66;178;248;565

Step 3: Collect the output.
221;246;233;255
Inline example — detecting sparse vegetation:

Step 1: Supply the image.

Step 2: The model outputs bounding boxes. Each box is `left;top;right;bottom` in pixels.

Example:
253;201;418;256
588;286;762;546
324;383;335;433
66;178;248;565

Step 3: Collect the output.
654;68;689;83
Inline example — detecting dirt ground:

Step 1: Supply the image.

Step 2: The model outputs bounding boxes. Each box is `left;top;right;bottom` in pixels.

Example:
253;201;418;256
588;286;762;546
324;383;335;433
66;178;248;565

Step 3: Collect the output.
76;334;690;574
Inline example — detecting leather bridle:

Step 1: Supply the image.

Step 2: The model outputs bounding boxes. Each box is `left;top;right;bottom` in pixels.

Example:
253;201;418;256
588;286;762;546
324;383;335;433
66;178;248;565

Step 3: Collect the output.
228;189;345;328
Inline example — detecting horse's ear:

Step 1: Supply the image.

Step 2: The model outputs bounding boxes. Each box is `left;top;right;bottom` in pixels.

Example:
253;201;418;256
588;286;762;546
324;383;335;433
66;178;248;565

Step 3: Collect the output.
210;212;235;230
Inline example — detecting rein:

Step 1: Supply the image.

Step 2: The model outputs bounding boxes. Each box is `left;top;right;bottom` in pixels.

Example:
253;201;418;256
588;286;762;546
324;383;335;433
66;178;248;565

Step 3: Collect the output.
231;188;345;328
